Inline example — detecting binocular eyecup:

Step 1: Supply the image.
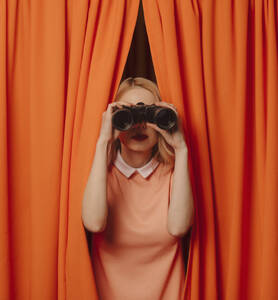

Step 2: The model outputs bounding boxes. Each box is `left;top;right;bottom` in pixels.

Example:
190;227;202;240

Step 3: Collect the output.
111;102;177;132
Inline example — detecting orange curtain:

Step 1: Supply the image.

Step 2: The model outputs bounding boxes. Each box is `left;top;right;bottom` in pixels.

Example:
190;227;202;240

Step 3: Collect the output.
143;0;278;299
0;0;139;299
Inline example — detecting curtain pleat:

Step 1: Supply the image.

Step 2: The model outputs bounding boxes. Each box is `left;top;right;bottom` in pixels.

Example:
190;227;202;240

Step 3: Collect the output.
1;0;277;299
142;0;278;299
0;0;140;299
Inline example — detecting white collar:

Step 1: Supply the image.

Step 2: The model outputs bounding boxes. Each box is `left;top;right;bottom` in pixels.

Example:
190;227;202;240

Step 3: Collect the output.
113;150;159;179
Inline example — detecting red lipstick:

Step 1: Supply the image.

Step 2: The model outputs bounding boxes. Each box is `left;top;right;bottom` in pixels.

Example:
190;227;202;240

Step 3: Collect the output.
132;134;148;141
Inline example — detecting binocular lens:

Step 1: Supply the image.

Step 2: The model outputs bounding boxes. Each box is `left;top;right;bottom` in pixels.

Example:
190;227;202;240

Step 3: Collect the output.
112;110;133;131
155;109;177;130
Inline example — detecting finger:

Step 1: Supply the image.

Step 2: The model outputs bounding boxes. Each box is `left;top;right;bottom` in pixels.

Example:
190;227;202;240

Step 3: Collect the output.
158;101;174;107
108;102;120;108
107;102;122;115
106;103;115;112
158;102;178;114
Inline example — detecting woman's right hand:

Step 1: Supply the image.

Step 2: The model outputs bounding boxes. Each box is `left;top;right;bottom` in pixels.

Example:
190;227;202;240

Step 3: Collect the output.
98;101;128;144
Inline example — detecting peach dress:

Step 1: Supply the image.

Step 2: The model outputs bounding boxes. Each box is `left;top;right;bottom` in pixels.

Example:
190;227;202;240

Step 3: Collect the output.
91;150;186;300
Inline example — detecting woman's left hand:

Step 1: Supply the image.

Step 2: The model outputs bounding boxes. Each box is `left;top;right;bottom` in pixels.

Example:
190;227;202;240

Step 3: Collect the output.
146;101;188;152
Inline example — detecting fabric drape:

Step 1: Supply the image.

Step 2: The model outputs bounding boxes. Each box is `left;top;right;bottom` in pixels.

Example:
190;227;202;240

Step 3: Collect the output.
0;0;140;299
142;0;278;299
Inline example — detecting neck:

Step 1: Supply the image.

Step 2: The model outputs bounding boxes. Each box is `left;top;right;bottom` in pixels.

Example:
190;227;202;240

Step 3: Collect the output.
120;145;153;168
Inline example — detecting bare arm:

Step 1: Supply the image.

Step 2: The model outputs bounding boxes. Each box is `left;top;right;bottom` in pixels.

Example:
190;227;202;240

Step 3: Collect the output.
81;102;123;232
146;101;195;237
167;146;194;237
82;138;109;232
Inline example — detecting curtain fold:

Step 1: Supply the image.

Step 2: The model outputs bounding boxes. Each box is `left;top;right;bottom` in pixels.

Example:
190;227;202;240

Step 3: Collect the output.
0;0;140;299
142;0;278;299
2;0;278;299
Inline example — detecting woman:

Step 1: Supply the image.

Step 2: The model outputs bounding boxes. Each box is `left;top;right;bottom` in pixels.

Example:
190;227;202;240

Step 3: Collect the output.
82;77;194;300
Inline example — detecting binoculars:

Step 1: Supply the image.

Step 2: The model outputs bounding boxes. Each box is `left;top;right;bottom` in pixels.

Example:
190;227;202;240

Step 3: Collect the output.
111;102;177;132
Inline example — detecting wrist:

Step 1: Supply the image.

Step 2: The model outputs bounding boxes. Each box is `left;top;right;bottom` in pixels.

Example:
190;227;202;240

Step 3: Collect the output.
96;137;110;149
174;142;188;154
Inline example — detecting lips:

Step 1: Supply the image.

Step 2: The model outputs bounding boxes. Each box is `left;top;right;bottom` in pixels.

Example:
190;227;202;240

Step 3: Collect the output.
131;134;148;141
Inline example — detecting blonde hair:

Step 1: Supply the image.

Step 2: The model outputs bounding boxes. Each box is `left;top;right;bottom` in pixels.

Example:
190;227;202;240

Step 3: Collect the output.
107;77;175;169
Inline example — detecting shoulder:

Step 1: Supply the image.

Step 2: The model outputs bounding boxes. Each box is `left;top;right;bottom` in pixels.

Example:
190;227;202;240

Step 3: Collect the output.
159;162;174;175
153;162;174;183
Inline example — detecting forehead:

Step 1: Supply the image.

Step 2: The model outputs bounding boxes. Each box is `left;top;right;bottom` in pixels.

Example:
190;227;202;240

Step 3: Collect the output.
117;87;158;105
